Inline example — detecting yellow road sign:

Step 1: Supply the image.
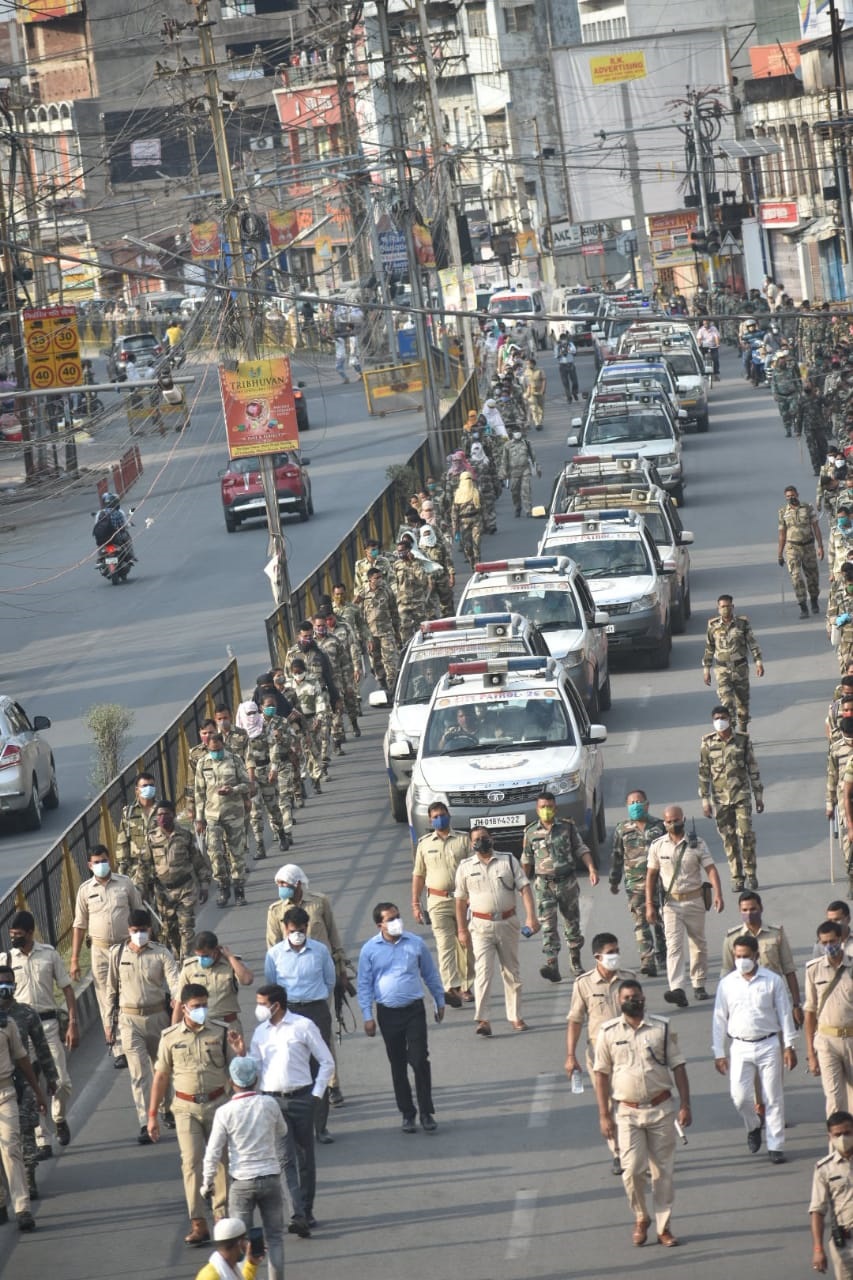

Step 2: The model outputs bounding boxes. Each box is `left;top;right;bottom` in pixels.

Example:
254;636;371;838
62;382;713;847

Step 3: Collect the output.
23;305;82;390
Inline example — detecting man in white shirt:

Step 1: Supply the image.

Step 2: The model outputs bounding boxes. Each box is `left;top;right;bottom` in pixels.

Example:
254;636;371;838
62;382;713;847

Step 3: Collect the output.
712;933;797;1163
230;984;334;1236
203;1056;287;1280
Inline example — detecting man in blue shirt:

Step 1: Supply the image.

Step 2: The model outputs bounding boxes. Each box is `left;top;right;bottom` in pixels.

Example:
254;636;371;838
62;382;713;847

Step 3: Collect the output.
357;901;445;1133
265;907;336;1143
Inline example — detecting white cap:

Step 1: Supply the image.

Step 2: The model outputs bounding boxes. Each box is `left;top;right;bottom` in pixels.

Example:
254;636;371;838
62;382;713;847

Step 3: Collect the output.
274;863;309;888
213;1217;246;1242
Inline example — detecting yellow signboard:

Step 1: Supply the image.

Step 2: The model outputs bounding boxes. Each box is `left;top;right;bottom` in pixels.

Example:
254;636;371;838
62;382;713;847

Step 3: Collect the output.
23;305;82;391
589;51;647;85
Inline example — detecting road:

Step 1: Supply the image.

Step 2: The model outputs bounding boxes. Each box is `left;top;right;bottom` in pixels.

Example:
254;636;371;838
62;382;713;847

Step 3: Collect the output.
0;352;428;887
0;346;843;1279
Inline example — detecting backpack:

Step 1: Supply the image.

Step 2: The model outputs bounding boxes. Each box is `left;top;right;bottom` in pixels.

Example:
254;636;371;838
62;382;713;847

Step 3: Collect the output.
93;510;114;544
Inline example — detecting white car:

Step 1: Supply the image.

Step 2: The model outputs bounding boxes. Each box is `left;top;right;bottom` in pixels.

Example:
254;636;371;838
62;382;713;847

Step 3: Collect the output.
0;695;58;830
567;394;685;506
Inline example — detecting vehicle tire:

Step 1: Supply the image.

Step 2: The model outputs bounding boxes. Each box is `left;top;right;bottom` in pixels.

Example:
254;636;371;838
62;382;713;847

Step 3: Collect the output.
599;670;612;711
389;778;407;823
684;581;692;620
649;624;672;670
671;483;685;507
696;412;709;433
22;776;42;831
44;759;59;810
299;498;310;522
671;590;686;635
110;573;121;585
307;491;315;516
596;793;607;843
224;510;238;533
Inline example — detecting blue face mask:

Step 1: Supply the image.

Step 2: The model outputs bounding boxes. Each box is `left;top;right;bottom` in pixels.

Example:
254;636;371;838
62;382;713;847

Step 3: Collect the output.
840;517;852;530
278;886;295;901
209;750;225;762
431;814;450;831
262;707;276;719
198;955;215;969
627;801;647;820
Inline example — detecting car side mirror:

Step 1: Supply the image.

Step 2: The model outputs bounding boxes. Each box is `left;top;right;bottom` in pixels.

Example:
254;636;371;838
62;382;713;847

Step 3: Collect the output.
33;715;51;731
662;560;677;574
300;456;311;466
389;740;412;758
593;610;609;626
584;723;607;744
677;409;688;420
368;690;389;708
679;530;694;545
567;434;579;446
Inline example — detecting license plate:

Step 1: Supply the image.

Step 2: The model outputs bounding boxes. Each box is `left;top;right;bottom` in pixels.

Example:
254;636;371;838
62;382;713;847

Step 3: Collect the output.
471;813;526;828
605;624;615;634
105;557;118;567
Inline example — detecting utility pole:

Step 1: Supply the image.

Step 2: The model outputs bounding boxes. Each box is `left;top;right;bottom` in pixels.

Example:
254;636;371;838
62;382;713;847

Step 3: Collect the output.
332;2;371;283
689;90;717;289
414;0;475;373
186;0;294;632
829;0;853;298
531;117;555;255
375;0;443;470
620;84;653;292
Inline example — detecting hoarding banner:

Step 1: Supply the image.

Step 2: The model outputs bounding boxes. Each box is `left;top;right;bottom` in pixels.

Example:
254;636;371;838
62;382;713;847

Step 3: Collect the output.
219;357;299;458
589;51;647;85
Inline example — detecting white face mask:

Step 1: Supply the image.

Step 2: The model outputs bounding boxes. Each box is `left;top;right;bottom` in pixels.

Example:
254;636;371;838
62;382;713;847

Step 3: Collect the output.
255;1004;273;1023
734;956;756;974
832;1133;853;1155
385;918;404;938
599;952;621;971
187;1006;207;1026
712;717;730;733
129;931;149;947
289;931;307;947
91;861;110;879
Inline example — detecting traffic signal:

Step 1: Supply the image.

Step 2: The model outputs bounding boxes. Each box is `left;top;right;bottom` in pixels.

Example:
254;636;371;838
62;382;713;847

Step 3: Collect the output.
689;229;708;253
706;229;721;254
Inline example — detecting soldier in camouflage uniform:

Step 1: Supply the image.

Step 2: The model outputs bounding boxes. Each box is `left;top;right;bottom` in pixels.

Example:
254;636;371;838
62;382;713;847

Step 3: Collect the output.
313;611;350;753
322;607;361;737
353;539;395;596
496;384;526;434
214;705;251;856
116;772;159;896
332;584;370;715
798;382;830;475
241;700;288;850
392;540;433;646
826;695;853;894
261;695;302;843
702;594;765;733
147;801;210;959
828;504;853;581
194;731;250;907
285;659;327;790
769;353;802;437
450;473;484;571
469;441;498;534
358;566;401;689
418;524;454;616
698;705;764;892
184;720;215;822
0;967;58;1203
823;360;846;439
830;563;853;672
521;792;599;980
283;623;341;729
608;790;666;975
500;430;537;519
778;484;824;619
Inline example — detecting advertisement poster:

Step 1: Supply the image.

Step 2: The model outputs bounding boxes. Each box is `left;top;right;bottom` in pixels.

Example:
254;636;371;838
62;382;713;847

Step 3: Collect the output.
268;210;299;248
219;357;299;458
189;221;221;261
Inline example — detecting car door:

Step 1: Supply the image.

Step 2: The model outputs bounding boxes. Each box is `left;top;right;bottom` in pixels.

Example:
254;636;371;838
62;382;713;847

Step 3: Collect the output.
7;702;40;790
574;574;606;689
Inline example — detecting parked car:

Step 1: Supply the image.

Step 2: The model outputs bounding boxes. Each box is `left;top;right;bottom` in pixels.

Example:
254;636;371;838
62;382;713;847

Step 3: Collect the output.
105;333;162;381
219;451;313;531
0;695;58;831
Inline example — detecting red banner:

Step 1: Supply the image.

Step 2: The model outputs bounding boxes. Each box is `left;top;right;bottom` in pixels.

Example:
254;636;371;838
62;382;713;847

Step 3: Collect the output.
268;209;299;249
219;358;299;458
189;220;221;260
413;223;435;267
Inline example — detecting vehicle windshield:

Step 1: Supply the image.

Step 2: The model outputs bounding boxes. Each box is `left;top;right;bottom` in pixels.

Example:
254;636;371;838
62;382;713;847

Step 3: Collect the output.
666;352;701;377
397;640;528;706
228;453;294;473
543;537;651;579
566;295;599;314
423;695;574;755
633;510;667;546
604;368;671;394
585;414;673;445
460;587;580;631
489;297;533;316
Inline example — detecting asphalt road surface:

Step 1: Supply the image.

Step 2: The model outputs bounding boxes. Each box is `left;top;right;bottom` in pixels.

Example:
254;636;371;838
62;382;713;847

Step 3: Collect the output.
0;352;427;887
0;347;844;1279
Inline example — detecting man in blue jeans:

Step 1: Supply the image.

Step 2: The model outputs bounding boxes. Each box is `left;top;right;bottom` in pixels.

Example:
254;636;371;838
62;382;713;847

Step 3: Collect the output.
357;901;445;1134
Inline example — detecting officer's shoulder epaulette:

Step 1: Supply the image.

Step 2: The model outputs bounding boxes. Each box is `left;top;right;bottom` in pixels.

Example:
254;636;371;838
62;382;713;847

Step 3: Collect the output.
646;1013;670;1028
805;955;822;969
725;924;742;936
700;731;717;743
160;1022;182;1038
599;1015;621;1033
817;1152;836;1168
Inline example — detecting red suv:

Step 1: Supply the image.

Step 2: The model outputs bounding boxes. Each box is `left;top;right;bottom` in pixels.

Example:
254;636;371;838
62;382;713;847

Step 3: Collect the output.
220;452;313;532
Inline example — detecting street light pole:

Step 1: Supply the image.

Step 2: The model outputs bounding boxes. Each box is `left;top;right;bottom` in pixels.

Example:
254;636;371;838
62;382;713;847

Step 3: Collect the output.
829;0;853;298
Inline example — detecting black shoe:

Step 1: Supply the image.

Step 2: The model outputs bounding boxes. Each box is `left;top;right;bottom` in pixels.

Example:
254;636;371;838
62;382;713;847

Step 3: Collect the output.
253;847;267;861
138;1125;153;1146
16;1211;35;1232
421;1114;438;1133
663;988;689;1008
811;597;820;614
569;947;583;976
732;878;744;893
353;723;361;738
540;959;562;982
233;881;246;905
288;1216;312;1238
312;779;322;794
316;1129;334;1144
639;962;657;977
279;832;291;851
35;1144;53;1162
163;1109;176;1130
769;1149;787;1164
0;1207;7;1225
612;1155;622;1175
747;1127;762;1154
216;883;231;908
693;987;711;1001
114;1053;128;1069
307;1215;318;1229
514;507;521;517
27;1172;38;1201
402;1116;417;1134
799;602;809;619
444;989;463;1008
329;1086;345;1107
744;875;759;891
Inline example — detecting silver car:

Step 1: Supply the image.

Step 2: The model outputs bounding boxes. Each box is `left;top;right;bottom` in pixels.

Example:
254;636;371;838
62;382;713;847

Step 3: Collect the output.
0;695;58;830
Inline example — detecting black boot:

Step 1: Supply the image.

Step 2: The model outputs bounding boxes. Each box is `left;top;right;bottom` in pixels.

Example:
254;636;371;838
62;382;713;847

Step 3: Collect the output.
352;719;361;738
799;601;809;619
233;881;246;906
811;596;820;614
27;1168;38;1201
216;881;231;908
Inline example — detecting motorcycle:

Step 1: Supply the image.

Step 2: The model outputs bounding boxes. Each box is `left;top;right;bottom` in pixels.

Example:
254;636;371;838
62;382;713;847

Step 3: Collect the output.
97;538;134;584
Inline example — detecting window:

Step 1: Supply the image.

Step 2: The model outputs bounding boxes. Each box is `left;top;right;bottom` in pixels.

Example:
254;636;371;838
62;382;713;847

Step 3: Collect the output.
484;113;508;150
467;1;488;37
504;4;533;33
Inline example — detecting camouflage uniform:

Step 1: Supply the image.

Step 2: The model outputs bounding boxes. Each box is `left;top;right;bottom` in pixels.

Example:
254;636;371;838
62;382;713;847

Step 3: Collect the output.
422;536;455;616
698;729;763;888
265;712;300;829
778;499;821;608
823;369;846;439
500;435;535;518
326;619;360;732
392;554;432;647
353;551;395;597
147;821;210;959
608;815;667;972
827;727;853;887
358;579;401;688
799;392;830;475
769;363;802;437
283;640;339;714
244;730;287;854
184;743;210;821
521;818;589;964
334;600;370;679
470;458;498;534
702;614;763;732
828;522;853;583
116;800;157;896
220;724;251;846
6;999;58;1198
451;492;483;571
830;579;853;672
315;629;349;751
285;674;327;784
194;749;250;898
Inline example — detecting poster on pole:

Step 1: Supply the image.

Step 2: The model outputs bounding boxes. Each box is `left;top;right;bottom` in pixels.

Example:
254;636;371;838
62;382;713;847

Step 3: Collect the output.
219;357;300;458
189;221;222;261
23;305;81;390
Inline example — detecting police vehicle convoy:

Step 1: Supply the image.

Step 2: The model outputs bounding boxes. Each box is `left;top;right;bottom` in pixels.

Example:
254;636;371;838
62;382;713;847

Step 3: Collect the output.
567;389;686;506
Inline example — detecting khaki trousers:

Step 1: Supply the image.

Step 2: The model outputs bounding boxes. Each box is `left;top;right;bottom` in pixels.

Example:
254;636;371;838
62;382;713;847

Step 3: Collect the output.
0;1082;29;1213
471;918;522;1023
662;897;707;991
429;897;473;990
616;1098;677;1234
816;1032;853;1116
829;1235;853;1279
34;1016;71;1144
175;1101;228;1220
91;942;123;1058
119;1009;170;1125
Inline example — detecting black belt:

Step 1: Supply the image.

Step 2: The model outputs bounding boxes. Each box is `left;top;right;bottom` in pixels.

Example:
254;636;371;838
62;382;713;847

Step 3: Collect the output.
288;999;329;1010
264;1084;313;1099
38;1010;58;1020
536;870;575;883
732;1033;775;1043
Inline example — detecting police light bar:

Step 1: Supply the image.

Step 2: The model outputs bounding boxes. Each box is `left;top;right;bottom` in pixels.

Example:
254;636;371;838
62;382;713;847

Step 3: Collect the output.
599;508;632;520
447;657;550;675
474;557;558;572
421;613;513;635
553;513;585;524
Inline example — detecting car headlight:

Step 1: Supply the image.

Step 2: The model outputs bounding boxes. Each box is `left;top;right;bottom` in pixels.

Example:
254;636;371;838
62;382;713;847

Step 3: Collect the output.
659;453;678;466
629;592;659;613
411;783;447;807
545;771;580;795
563;649;585;666
391;729;414;747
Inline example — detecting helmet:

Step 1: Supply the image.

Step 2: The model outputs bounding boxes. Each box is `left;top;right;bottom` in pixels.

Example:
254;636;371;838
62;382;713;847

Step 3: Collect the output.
102;492;120;509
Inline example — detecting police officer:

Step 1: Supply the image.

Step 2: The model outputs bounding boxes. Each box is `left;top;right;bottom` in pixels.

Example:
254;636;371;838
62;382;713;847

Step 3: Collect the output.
4;910;78;1151
522;791;598;980
0;965;58;1204
195;730;250;907
116;771;159;895
70;845;144;1068
828;698;853;895
358;566;401;689
778;483;824;619
147;801;211;959
175;931;254;1039
107;907;180;1143
702;594;765;733
0;1006;47;1232
609;790;666;975
805;919;853;1116
412;802;473;1005
566;933;636;1175
148;983;230;1245
594;978;691;1248
810;1110;853;1277
698;705;764;892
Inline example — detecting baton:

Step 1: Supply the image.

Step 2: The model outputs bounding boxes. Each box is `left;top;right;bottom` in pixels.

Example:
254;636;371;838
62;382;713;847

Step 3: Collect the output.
831;817;836;885
780;563;786;606
143;898;165;929
674;1119;688;1145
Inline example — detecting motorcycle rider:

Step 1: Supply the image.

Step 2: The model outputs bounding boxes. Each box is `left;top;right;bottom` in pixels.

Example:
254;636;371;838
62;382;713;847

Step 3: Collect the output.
92;492;136;563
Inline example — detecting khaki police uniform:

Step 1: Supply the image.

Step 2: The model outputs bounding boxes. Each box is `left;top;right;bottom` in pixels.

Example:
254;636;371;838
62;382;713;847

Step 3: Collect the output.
179;953;244;1038
0;1017;31;1214
455;852;530;1024
4;942;72;1133
594;1013;685;1235
805;956;853;1115
647;833;716;995
721;923;795;979
107;940;180;1126
72;872;143;1059
568;965;636;1157
413;829;473;992
811;1150;853;1279
154;1020;231;1220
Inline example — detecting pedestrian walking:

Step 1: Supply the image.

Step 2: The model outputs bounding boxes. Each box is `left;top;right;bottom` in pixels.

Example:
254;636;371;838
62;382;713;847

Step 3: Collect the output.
176;931;254;1038
194;1217;261;1280
809;1110;853;1278
0;1009;47;1232
334;334;349;382
0;965;58;1204
609;790;666;975
116;772;159;895
702;594;765;732
778;483;824;619
522;791;598;980
147;800;211;958
195;730;251;907
412;803;474;1005
805;919;853;1115
698;705;764;892
721;891;803;1023
554;331;579;401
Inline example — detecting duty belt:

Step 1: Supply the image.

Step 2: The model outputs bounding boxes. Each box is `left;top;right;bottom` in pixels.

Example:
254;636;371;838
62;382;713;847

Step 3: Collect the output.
620;1089;672;1109
121;1004;165;1015
668;888;703;902
471;908;516;921
819;1024;853;1038
37;1010;58;1021
427;887;453;898
174;1086;225;1104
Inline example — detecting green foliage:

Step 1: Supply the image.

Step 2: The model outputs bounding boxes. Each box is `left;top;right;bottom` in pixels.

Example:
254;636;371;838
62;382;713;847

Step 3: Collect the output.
85;702;134;791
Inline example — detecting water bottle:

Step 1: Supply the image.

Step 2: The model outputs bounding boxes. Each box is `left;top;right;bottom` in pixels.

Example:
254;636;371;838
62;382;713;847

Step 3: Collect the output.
571;1069;584;1095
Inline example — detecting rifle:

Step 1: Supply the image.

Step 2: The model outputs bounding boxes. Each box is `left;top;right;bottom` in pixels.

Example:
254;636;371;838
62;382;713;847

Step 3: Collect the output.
333;963;357;1046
